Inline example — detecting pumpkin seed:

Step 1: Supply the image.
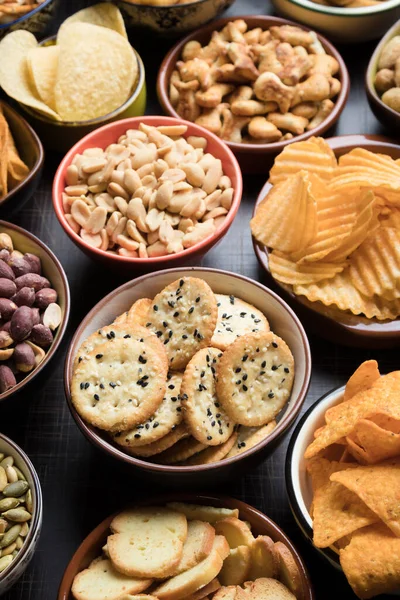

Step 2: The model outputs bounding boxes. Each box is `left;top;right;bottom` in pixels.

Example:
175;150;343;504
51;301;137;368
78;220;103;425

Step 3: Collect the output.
19;523;29;537
13;467;26;482
25;490;32;514
2;509;31;523
5;466;17;483
0;498;19;512
0;454;4;463
11;550;18;559
0;525;21;548
3;480;28;498
1;542;16;556
15;536;23;550
0;519;7;534
0;456;13;469
0;467;7;492
0;554;12;572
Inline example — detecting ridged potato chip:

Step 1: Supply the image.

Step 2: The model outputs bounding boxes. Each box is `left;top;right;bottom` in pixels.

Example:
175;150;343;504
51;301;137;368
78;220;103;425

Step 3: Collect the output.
57;2;128;42
338;148;400;181
380;207;400;229
27;45;59;111
269;251;345;285
250;171;317;254
269;137;337;185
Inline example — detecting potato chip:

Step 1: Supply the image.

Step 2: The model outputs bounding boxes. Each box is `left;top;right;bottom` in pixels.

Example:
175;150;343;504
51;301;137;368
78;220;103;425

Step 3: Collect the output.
250;171;317;253
380;207;400;229
347;419;400;464
27;45;59;111
349;227;400;300
269;137;337;185
269;251;345;285
329;169;400;205
338;148;400;181
340;523;400;599
0;31;60;120
343;360;380;402
57;2;128;42
55;23;137;122
331;460;400;536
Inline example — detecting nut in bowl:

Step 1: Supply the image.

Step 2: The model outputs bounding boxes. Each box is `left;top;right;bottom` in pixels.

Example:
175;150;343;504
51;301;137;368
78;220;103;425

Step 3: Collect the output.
64;268;311;486
53;116;242;268
0;0;57;41
287;360;400;599
58;495;314;600
157;16;349;173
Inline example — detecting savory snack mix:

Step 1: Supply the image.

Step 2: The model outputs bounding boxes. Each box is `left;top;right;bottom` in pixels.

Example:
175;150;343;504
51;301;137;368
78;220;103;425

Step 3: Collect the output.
374;35;400;113
305;360;400;599
251;136;400;321
0;108;29;201
71;502;302;600
170;21;341;143
0;0;44;24
71;277;295;465
62;123;235;258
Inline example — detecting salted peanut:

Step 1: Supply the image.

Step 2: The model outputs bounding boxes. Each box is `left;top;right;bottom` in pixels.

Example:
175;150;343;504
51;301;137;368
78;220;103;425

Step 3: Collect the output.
84;206;107;234
116;234;139;252
270;24;313;47
181;163;206;187
127;198;148;232
80;230;102;249
219;175;232;190
203;207;228;221
81;157;107;174
65;214;80;234
267;112;308;135
166;229;184;254
147;240;168;257
378;36;400;69
62;192;73;213
309;54;339;77
220;188;234;210
179;218;195;233
71;199;91;228
173;182;193;193
66;164;79;186
375;68;395;93
154;181;173;210
205;190;222;210
187;136;207;150
111;216;127;244
107;182;129;200
231;99;277;116
146;208;165;232
137;165;155;180
382;87;400;112
194;199;207;220
126;220;147;245
254;72;294;113
154;159;169;178
182;40;202;62
183;220;216;248
196;84;235;108
147;230;159;245
95;193;116;212
88;183;107;194
291;101;319;119
291;74;330;106
307;98;334;129
180;194;203;218
100;229;109;251
203;159;223;195
175;80;201;122
248;116;283;141
220;107;250;143
118;247;138;258
138;243;148;258
114;196;129;215
116;158;132;172
110;170;125;187
160;168;186;183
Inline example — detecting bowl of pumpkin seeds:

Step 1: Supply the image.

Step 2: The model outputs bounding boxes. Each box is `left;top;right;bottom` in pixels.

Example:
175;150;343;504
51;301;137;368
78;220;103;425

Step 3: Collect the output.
0;433;42;595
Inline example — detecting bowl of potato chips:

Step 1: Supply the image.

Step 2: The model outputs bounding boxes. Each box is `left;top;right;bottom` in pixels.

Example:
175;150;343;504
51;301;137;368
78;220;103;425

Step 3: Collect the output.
252;134;400;349
0;3;146;153
0;0;57;41
287;359;400;599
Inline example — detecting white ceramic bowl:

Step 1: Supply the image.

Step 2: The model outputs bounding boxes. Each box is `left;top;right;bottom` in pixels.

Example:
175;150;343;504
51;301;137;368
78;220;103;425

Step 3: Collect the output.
0;434;43;595
272;0;400;43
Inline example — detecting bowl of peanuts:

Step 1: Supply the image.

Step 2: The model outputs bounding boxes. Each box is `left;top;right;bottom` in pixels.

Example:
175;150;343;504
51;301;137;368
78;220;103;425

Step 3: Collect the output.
52;116;242;267
157;16;349;173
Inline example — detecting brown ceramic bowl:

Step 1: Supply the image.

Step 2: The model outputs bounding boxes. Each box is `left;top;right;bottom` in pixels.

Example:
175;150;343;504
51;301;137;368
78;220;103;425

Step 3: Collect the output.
0;101;44;216
366;19;400;133
157;15;350;174
0;220;70;403
253;134;400;349
57;494;315;600
64;268;311;487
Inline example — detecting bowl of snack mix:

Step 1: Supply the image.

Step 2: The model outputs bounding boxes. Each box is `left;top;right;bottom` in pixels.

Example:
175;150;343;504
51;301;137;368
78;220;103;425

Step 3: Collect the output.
0;0;57;41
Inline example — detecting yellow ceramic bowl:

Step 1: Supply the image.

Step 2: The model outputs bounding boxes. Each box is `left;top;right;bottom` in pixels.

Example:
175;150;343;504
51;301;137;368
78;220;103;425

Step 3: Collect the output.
18;37;146;153
272;0;400;43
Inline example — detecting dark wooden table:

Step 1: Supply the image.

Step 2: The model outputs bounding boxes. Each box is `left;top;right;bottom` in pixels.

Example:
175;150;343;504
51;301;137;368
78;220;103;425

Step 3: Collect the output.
0;1;398;598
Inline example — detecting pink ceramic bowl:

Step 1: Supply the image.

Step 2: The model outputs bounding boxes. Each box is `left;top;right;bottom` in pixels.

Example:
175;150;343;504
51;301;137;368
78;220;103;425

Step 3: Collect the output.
52;116;242;270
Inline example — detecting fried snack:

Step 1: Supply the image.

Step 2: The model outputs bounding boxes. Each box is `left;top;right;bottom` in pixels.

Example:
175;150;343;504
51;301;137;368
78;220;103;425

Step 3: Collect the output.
0;1;43;25
0;107;29;200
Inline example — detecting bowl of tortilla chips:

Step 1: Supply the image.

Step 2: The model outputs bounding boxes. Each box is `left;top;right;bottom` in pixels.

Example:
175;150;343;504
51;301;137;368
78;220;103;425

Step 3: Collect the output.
287;359;400;599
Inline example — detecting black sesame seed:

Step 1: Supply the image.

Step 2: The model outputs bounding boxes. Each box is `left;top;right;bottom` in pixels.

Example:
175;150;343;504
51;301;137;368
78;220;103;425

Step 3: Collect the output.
100;383;105;389
179;279;184;286
217;302;221;307
146;322;151;327
219;428;223;435
272;365;278;371
168;301;175;308
260;371;266;375
176;407;182;412
84;382;90;389
173;311;179;317
80;382;84;390
207;435;212;441
171;396;178;402
153;305;158;311
272;342;278;348
235;367;241;373
124;334;131;339
188;307;194;314
243;385;248;391
145;423;150;429
109;382;116;388
222;313;227;319
211;421;216;427
177;295;182;301
242;374;248;381
242;355;248;362
201;370;205;378
206;355;210;362
254;319;261;324
138;355;147;364
168;330;173;338
195;296;200;303
134;433;141;439
194;328;198;337
268;392;275;398
207;408;212;416
284;367;290;373
240;312;246;317
163;321;168;328
110;331;115;338
94;394;99;401
156;331;162;338
236;380;241;385
214;402;220;407
142;382;149;388
182;334;188;339
229;295;235;305
182;393;188;400
261;361;267;368
216;413;221;418
78;356;82;363
95;354;103;359
256;348;260;353
153;422;159;428
164;339;170;345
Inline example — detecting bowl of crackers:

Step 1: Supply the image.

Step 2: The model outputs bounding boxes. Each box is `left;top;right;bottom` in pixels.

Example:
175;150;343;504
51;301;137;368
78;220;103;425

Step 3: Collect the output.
157;15;349;173
252;134;400;349
58;495;314;600
287;359;400;599
64;268;311;486
0;0;57;41
0;4;146;153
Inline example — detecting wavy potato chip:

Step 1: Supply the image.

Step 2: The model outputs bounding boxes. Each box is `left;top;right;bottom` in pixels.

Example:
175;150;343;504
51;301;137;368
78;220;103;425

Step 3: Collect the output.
380;207;400;229
343;360;380;402
338;148;400;180
57;2;127;42
269;251;345;285
27;45;59;111
269;137;337;185
55;23;137;122
347;419;400;464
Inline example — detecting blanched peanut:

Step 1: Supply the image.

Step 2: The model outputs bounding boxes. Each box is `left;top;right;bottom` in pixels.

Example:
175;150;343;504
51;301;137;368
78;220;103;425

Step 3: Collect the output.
116;235;139;252
66;164;79;186
187;136;207;149
203;207;228;220
123;169;141;194
71;200;91;228
183;220;216;248
108;182;129;200
127;220;147;245
182;163;205;187
146;209;165;232
65;214;80;234
220;188;234;210
80;230;102;248
114;197;128;216
127;198;148;232
147;241;168;257
219;175;232;190
155;181;173;210
84;207;107;234
205;190;222;210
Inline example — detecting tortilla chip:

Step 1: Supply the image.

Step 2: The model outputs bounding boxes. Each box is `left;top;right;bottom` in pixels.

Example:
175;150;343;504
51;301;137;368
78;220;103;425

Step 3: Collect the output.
340;523;400;599
331;459;400;537
347;419;400;464
343;360;380;402
367;412;400;434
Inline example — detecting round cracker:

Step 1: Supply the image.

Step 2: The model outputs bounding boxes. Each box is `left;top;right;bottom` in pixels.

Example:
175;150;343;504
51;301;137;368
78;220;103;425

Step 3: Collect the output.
71;336;168;432
182;432;238;466
181;347;235;446
146;277;218;370
216;332;294;426
127;298;152;328
211;294;269;350
113;372;183;448
157;437;207;464
125;423;189;458
226;421;277;458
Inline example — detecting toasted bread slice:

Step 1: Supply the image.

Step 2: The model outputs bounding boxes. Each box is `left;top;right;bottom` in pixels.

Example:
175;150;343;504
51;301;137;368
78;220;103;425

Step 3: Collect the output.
213;586;237;600
173;520;215;575
236;577;296;599
153;537;224;600
214;535;230;560
214;518;254;549
71;557;152;600
248;536;279;580
274;542;302;599
119;596;158;600
166;503;239;523
219;546;251;586
108;507;187;579
180;578;221;600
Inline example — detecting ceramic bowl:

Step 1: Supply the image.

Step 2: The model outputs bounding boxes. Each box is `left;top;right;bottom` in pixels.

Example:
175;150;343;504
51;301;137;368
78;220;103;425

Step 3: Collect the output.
0;433;43;595
18;37;146;154
366;19;400;133
272;0;400;43
0;0;58;41
285;386;345;570
53;116;242;271
0;101;44;217
64;267;311;487
58;493;315;600
0;220;70;403
114;0;236;36
253;134;400;349
157;15;349;174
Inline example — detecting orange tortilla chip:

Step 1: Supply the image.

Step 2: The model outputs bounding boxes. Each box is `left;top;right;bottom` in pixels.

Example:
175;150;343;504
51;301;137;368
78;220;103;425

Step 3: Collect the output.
343;360;380;402
347;419;400;464
367;412;400;434
331;459;400;537
340;523;400;599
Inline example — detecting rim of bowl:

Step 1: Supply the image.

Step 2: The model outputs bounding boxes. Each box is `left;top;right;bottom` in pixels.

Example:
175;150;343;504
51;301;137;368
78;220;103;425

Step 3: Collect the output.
253;133;400;338
0;432;43;581
0;101;44;210
285;386;345;568
0;220;70;402
64;266;312;473
20;39;146;128
52;116;243;265
365;19;400;123
117;0;221;8
277;0;400;16
58;493;315;600
157;15;350;154
0;0;54;30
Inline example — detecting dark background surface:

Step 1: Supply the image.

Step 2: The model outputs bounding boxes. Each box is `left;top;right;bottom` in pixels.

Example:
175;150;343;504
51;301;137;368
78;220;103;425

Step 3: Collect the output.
0;0;398;598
